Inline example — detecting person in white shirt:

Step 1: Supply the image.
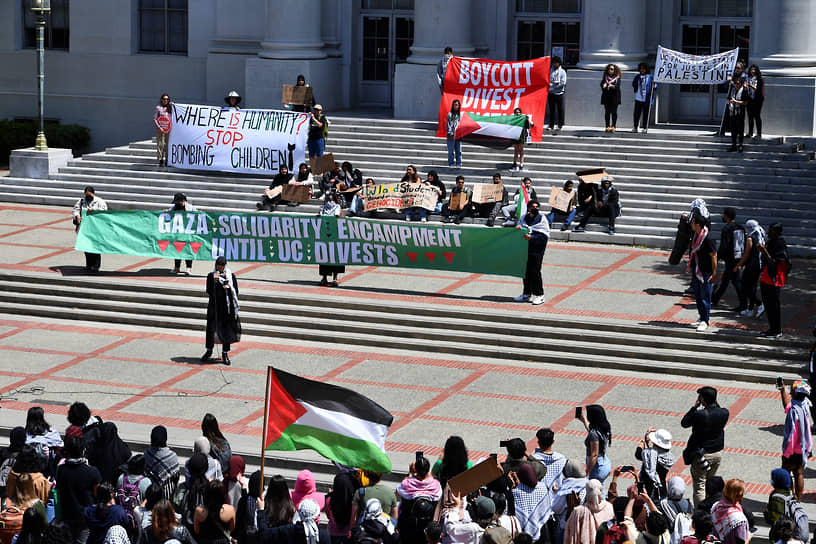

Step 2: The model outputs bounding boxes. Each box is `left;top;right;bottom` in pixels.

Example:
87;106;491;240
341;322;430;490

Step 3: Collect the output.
72;186;108;272
514;200;550;305
547;57;567;131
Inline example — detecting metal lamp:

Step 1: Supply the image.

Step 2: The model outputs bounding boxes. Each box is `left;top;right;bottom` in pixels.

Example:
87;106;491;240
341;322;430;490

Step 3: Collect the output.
31;0;51;150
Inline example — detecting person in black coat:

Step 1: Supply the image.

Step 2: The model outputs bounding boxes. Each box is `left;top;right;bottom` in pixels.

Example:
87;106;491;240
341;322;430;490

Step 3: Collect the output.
257;498;330;544
600;64;622;132
201;256;241;366
258;166;294;211
574;177;620;234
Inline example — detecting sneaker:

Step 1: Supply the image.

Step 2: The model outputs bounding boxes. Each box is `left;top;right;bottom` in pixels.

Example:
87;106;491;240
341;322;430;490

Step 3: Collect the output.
641;128;648;133
511;163;518;171
172;268;180;274
531;295;546;305
573;226;585;232
758;330;782;339
631;127;638;133
514;294;531;302
421;217;427;222
560;224;569;231
453;217;461;224
740;308;754;317
184;268;191;276
256;202;264;210
696;322;709;332
557;125;563;131
486;219;495;227
502;220;516;227
754;304;765;318
546;126;553;132
519;164;525;170
608;228;615;235
691;320;701;328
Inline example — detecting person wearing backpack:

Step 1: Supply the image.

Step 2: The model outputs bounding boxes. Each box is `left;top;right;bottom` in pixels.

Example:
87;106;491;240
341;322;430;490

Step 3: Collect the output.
680;511;720;544
712;208;746;311
117;455;151;507
0;427;27;502
765;473;809;543
397;456;441;544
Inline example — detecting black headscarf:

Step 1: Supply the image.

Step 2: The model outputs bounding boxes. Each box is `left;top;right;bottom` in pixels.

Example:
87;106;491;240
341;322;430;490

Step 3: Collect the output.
89;422;132;484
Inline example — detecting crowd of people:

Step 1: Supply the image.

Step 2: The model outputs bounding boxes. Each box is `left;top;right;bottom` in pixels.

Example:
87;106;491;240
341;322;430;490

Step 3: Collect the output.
1;384;812;544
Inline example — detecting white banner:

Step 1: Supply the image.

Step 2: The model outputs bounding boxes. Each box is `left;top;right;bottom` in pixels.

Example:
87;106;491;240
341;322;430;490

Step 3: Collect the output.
654;46;739;84
168;104;310;175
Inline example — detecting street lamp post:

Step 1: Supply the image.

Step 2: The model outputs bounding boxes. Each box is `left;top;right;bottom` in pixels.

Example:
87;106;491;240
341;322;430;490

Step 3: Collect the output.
31;0;51;151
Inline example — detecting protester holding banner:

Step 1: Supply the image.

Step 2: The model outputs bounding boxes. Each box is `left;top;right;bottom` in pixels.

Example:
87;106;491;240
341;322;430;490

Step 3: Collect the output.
502;177;537;226
224;91;241;110
318;193;346;286
154;94;173;166
446;100;462;168
405;177;442;223
349;178;376;218
545;180;578;231
548;57;567;131
72;186;108;273
400;165;421;185
202;256;241;366
632;64;654;133
442;176;472;224
746;65;764;140
727;76;748;153
512;108;532;171
515;200;549;305
308;105;327;158
169;193;196;274
600;64;622;133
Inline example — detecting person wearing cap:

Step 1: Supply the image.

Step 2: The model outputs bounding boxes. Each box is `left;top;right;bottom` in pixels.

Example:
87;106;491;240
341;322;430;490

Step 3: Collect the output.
308;104;327;158
202;256;241;366
764;468;793;537
168;193;196;274
778;378;812;499
72;186;108;273
573;176;619;235
501;438;547;482
444;493;500;544
224;90;242;110
680;386;730;507
634;428;675;500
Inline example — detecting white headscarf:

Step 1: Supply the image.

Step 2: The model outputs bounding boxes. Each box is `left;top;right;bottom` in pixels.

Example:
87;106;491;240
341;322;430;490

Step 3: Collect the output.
744;220;766;245
298;498;321;544
214;257;240;316
364;498;395;534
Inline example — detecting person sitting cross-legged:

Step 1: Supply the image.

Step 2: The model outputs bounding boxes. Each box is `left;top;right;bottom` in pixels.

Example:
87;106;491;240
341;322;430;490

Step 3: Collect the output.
574;176;619;235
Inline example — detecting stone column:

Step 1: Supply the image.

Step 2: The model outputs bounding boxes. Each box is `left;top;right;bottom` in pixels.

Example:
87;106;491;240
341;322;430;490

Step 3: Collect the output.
577;0;647;70
395;0;476;119
258;0;326;60
755;0;816;76
322;0;341;58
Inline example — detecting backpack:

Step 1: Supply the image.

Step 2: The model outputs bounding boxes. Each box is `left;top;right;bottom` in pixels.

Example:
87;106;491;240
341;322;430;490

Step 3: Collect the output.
350;523;384;544
116;474;146;526
671;513;693;544
601;523;629;544
0;505;24;544
0;454;17;490
773;493;809;542
396;496;436;542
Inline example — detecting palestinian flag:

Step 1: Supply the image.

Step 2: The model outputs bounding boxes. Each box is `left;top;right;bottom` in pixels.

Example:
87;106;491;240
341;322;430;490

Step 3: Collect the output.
455;112;526;149
516;181;531;221
263;367;394;472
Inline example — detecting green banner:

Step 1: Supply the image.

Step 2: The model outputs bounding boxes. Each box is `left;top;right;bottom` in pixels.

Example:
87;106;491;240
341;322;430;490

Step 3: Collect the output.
75;210;528;277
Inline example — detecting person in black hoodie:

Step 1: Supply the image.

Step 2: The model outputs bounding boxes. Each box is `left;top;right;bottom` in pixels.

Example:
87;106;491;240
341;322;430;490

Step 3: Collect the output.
84;482;130;544
680;387;729;507
66;403;103;461
88;422;131;486
258;165;294;211
758;223;791;339
574;177;619;235
257;498;330;544
57;435;102;544
711;207;746;311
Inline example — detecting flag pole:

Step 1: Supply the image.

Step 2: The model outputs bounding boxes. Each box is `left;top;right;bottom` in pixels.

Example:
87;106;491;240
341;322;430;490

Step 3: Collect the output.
259;366;271;499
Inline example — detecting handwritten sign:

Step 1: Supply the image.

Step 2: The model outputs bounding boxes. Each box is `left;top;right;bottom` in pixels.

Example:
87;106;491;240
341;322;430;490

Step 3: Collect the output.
548;187;574;213
364;183;439;212
282;184;311;203
472;183;504;204
282;85;314;106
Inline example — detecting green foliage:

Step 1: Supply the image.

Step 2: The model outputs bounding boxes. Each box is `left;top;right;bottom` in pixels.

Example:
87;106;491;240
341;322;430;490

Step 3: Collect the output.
0;119;91;162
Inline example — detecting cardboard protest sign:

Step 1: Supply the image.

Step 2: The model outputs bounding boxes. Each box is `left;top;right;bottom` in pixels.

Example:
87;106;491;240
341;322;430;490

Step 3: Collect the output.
75;210;529;277
448;459;504;497
576;168;613;184
438;56;550;142
168;104;309;175
548;187;574;212
472;183;504;204
282;184;311;203
449;192;469;211
282;85;314;105
310;153;337;175
363;183;438;212
264;186;283;199
654;46;738;84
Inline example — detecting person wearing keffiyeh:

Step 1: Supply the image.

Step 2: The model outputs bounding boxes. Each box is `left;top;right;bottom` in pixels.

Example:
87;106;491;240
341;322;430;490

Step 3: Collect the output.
779;378;812;499
144;426;179;497
202;256;241;366
687;215;717;332
710;479;749;544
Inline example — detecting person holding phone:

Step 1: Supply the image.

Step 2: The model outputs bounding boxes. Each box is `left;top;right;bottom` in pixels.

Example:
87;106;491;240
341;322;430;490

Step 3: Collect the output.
396;452;442;543
578;405;612;486
778;378;812;500
201;256;241;366
680;387;729;507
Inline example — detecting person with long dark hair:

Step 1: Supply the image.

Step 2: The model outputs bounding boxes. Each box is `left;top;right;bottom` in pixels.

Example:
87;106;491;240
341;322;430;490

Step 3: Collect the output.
426;171;446;214
325;472;356;544
14;506;48;544
446;100;462;167
262;475;295;528
746;65;764;140
431;436;471;490
600;64;622;132
201;414;232;476
83;482;130;544
758;223;791;339
41;520;73;544
193;480;236;544
396;456;441;544
579;405;612;485
179;453;210;530
24;407;63;458
89;423;131;486
234;471;262;544
141;499;196;544
154;94;173;166
6;448;51;510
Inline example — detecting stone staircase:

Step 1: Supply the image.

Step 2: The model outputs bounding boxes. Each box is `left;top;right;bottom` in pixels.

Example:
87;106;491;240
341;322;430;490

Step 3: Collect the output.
2;116;815;255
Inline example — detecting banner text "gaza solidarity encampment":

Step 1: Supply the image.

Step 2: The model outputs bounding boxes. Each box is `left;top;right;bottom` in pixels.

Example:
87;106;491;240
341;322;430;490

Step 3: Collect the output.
437;56;550;142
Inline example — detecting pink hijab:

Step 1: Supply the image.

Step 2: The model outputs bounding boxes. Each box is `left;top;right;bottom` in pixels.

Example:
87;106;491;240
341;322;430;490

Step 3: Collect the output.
563;480;615;544
291;469;326;510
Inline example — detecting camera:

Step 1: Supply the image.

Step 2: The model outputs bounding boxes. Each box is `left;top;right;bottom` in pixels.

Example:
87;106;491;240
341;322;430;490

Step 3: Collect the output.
694;450;711;472
499;440;510;448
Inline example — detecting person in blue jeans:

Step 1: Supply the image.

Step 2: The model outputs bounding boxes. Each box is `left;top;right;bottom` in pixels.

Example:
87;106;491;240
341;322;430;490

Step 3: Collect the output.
446;100;462;167
307;104;326;158
545;180;578;231
689;214;717;332
579;404;612;486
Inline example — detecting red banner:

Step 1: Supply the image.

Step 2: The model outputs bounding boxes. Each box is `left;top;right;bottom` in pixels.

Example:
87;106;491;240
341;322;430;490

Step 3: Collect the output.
437;56;550;142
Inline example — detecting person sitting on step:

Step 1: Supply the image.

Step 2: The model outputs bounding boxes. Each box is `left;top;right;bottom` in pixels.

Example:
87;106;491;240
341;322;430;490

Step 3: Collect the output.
573;176;620;235
257;165;293;211
473;173;508;227
545;180;578;231
442;176;472;224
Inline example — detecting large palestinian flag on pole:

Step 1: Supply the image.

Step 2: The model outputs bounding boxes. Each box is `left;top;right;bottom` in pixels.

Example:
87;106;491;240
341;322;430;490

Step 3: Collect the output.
263;367;394;472
454;112;527;149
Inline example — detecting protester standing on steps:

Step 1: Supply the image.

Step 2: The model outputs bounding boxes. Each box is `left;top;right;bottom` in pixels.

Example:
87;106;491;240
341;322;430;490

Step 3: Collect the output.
600;64;622;132
154;94;172;167
224;91;241;110
291;75;316;113
632;64;653;133
72;186;108;273
777;378;811;500
547;57;566;131
169;193;196;275
711;207;746;312
735;219;765;319
446;100;462;168
308;105;327;158
758;223;791;339
726;76;748;153
680;386;729;507
746;65;764;140
512;107;532;170
437;47;453;92
514;200;549;306
202;256;241;366
688;214;717;332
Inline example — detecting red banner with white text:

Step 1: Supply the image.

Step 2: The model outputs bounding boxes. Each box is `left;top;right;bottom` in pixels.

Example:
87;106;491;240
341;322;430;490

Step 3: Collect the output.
437;56;550;142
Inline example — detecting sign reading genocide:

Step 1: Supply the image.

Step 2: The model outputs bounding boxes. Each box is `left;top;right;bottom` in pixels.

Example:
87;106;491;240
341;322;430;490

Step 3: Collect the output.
168;104;309;175
364;183;439;212
654;46;739;84
437;56;550;142
74;210;528;277
472;183;504;204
